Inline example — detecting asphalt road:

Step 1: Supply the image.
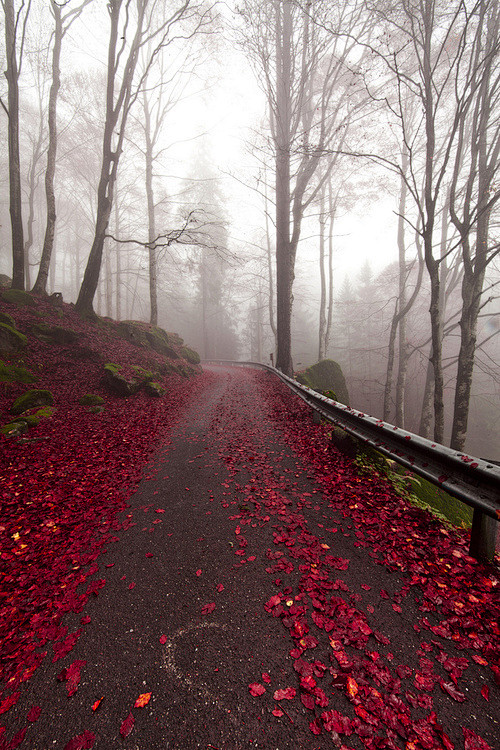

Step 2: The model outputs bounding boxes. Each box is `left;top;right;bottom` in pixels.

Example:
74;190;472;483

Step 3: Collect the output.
2;365;498;750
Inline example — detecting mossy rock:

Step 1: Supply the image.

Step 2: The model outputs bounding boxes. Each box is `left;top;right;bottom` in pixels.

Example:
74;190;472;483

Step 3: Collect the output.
0;311;16;327
181;346;200;365
132;365;159;383
88;405;105;414
295;359;349;405
0;360;37;384
0;323;27;354
32;406;55;419
143;381;165;397
0;421;29;437
0;275;12;290
78;394;105;406
11;389;54;415
31;323;81;345
16;414;40;427
1;289;37;307
116;321;180;359
102;364;139;397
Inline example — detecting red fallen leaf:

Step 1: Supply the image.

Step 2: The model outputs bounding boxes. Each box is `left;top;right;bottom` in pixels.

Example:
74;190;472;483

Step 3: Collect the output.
216;583;224;592
274;687;296;700
196;569;202;576
300;675;316;691
7;726;27;748
0;692;20;715
145;552;153;558
265;594;281;609
272;708;284;717
463;728;493;750
361;584;371;590
135;692;151;707
63;730;95;750
249;683;266;696
91;697;103;711
309;718;322;735
262;672;271;683
128;582;136;590
440;679;466;702
27;705;41;722
155;508;165;513
480;685;489;701
61;659;87;697
301;693;315;709
346;676;358;698
120;712;134;737
201;602;215;614
80;615;91;625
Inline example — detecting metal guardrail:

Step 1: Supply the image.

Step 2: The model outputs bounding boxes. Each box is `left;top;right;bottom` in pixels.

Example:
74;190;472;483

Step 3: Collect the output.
204;360;500;561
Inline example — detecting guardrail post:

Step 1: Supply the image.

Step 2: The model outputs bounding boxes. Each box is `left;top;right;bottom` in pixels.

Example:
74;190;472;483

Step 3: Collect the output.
469;509;497;561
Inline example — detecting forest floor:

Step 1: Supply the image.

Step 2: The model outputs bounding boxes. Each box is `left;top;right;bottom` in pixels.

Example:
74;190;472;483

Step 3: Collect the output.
1;357;499;750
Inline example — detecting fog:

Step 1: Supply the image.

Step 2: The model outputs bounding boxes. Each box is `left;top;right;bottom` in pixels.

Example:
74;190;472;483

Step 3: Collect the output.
1;0;499;460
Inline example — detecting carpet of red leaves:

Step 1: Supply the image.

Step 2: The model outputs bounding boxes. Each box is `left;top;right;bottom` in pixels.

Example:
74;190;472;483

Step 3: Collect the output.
209;368;500;750
0;296;204;742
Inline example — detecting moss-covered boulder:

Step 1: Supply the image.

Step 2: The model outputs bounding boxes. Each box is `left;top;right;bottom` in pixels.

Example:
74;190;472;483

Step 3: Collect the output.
0;323;27;354
143;381;165;397
116;321;180;359
30;323;81;345
0;360;37;384
0;311;16;327
0;421;29;437
1;289;37;307
0;275;12;290
78;394;105;406
295;359;349;405
181;346;200;365
131;365;159;383
102;363;139;397
16;414;41;427
11;389;54;415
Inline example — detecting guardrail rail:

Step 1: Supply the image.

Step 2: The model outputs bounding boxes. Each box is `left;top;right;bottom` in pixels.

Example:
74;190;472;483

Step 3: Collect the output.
203;360;500;562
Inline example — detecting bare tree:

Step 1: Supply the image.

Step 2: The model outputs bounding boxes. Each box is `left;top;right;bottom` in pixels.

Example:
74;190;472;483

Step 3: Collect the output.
32;0;92;295
75;0;213;315
238;0;372;374
448;0;500;450
1;0;32;289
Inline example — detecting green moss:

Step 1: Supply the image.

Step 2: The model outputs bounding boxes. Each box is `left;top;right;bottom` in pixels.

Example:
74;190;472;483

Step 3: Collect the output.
104;363;122;374
16;414;40;427
1;289;37;307
143;381;165;397
296;359;349;405
131;365;159;382
78;394;105;406
11;389;54;415
0;323;28;353
88;405;105;414
31;323;80;345
32;406;55;419
0;421;28;437
0;359;37;384
0;311;16;327
181;346;200;365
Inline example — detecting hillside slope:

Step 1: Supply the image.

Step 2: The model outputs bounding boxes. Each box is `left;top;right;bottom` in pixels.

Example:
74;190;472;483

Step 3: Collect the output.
0;290;205;704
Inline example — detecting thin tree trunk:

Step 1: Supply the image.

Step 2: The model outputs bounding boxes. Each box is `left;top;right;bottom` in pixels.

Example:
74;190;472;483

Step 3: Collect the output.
394;147;409;426
4;0;25;289
33;3;62;294
383;304;399;421
275;0;293;375
324;185;335;356
318;185;327;361
105;240;113;317
419;354;434;438
143;89;158;326
264;172;277;349
115;199;122;320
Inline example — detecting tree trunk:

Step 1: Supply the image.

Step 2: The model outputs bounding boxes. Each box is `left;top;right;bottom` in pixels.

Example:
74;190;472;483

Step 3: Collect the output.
143;89;158;326
115;199;122;320
383;304;399;422
394;148;409;427
318;186;327;361
4;0;25;289
419;354;434;439
275;0;293;375
33;2;62;295
264;172;277;351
